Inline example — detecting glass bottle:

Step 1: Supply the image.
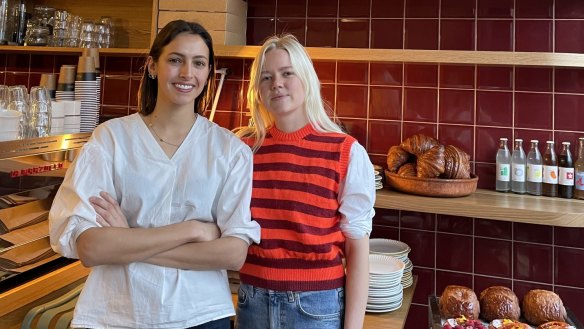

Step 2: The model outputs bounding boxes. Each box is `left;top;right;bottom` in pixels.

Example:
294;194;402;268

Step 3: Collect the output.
575;137;584;200
558;142;574;199
512;139;526;194
526;140;542;196
496;137;511;192
542;141;558;197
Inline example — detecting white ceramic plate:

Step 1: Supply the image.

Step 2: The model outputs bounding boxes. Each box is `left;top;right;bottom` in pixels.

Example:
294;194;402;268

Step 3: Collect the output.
369;254;405;275
370;239;411;256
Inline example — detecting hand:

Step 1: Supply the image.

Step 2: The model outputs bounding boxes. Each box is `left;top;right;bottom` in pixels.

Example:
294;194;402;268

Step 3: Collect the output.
184;220;221;242
89;191;129;228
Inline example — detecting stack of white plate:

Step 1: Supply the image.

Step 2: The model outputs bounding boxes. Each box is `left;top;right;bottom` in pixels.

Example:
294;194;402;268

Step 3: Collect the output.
373;165;383;190
370;238;414;288
367;254;404;313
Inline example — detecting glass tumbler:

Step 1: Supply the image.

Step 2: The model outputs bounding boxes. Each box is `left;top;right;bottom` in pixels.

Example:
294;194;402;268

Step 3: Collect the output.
28;86;52;138
7;86;30;139
0;85;8;109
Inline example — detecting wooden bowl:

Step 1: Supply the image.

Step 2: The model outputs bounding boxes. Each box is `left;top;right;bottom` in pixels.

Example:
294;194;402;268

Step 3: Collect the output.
385;171;479;197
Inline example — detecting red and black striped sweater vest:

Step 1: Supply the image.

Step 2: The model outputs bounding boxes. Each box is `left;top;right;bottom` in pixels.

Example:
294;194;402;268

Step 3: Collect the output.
240;124;356;291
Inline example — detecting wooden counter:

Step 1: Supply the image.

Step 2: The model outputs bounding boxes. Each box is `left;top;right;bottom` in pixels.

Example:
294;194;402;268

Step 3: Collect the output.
376;188;584;227
230;277;417;329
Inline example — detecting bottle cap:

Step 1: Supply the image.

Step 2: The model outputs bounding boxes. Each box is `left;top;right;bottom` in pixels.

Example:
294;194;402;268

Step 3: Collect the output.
562;141;570;145
546;140;554;144
500;137;508;141
515;138;523;142
531;139;538;143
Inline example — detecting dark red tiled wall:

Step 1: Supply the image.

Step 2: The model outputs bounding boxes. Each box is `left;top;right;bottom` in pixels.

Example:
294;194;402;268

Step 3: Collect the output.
2;1;584;328
244;1;584;326
247;0;584;53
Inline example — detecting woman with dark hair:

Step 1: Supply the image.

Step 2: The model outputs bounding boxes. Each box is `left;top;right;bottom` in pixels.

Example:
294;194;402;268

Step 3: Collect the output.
49;20;260;329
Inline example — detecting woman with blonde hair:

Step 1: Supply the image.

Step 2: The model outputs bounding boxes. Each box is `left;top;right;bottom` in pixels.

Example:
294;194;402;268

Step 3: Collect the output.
235;34;375;329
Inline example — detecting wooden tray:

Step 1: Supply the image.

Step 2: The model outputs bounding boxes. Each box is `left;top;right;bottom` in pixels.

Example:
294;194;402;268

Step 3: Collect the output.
385;171;478;197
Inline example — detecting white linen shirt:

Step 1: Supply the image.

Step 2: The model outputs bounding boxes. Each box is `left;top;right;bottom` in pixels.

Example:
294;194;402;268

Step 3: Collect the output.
49;113;261;329
338;142;376;239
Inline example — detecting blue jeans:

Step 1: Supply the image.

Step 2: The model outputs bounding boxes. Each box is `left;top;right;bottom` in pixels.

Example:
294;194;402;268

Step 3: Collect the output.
235;283;344;329
187;317;231;329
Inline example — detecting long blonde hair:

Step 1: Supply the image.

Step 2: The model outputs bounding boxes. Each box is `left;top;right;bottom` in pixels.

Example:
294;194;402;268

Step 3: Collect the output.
234;34;343;152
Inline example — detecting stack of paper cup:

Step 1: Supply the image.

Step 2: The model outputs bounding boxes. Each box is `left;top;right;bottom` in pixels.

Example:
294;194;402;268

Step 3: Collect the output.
82;48;101;109
51;101;65;135
56;65;76;101
62;100;81;133
75;56;99;132
40;73;57;100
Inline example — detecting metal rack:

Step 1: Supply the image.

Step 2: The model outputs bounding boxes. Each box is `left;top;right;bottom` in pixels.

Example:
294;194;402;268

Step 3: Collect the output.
0;133;90;291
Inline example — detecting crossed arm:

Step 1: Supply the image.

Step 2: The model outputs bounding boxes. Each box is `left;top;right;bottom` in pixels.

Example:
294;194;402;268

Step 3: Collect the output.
76;191;249;271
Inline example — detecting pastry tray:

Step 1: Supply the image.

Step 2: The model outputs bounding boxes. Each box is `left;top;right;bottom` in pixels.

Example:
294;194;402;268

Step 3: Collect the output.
428;295;583;329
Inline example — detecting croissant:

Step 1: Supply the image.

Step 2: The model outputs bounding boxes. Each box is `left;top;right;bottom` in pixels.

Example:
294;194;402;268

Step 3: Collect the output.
387;146;411;173
417;145;445;178
400;134;439;156
397;162;417;177
443;145;471;179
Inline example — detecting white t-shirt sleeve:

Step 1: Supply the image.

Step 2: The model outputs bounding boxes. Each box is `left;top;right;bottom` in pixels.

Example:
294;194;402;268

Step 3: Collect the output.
338;142;375;239
215;144;261;245
49;126;116;259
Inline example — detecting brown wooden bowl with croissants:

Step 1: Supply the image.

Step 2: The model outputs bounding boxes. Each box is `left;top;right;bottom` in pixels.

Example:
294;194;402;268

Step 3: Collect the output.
385;171;478;197
386;134;478;197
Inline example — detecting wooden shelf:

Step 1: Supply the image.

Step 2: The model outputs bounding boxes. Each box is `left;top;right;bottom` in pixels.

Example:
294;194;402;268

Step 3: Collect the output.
376;188;584;227
3;44;584;67
214;46;584;67
303;48;584;67
0;261;89;317
0;45;149;56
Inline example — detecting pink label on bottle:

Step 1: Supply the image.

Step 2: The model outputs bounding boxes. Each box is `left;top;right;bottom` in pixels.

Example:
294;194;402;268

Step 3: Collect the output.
559;167;575;186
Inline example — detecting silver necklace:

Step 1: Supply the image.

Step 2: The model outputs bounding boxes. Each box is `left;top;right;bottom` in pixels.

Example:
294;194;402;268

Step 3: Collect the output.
148;119;181;148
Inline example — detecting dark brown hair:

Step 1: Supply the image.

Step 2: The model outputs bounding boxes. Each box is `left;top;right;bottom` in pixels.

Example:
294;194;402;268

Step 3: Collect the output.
137;20;216;115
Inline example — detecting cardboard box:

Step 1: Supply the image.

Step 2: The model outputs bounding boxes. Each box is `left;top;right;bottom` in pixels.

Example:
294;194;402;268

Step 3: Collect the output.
209;30;246;45
159;0;247;17
156;28;246;45
158;11;246;34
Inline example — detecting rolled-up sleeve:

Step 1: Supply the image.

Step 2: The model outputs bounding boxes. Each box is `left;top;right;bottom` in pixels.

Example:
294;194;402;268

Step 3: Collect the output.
49;130;116;259
338;142;375;239
215;144;261;245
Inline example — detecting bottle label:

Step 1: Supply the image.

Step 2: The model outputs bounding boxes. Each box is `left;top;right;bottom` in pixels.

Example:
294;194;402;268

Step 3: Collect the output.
496;164;510;182
543;165;558;184
576;172;584;191
526;164;543;183
512;164;525;182
559;167;575;186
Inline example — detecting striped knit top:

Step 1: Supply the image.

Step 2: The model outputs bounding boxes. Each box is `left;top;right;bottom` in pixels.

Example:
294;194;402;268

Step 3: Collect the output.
239;124;356;291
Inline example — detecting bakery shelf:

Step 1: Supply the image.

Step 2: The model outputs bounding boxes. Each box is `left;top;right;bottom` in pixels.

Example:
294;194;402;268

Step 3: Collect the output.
0;261;89;317
375;188;584;228
0;45;149;57
4;44;584;67
214;46;584;67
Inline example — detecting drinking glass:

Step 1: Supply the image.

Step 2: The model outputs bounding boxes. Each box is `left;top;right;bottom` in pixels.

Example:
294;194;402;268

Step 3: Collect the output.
28;86;52;138
7;85;29;139
0;85;8;109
